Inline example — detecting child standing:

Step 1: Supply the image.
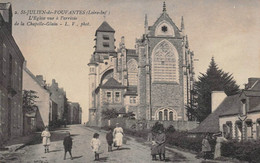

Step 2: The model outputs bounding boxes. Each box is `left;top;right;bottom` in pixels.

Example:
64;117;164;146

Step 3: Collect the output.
151;141;158;160
106;128;113;152
41;127;51;153
63;132;73;160
91;133;101;161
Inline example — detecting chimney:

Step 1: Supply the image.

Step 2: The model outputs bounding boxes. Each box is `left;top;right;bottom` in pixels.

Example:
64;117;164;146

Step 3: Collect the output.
248;78;260;89
36;75;46;86
211;91;226;113
0;2;12;34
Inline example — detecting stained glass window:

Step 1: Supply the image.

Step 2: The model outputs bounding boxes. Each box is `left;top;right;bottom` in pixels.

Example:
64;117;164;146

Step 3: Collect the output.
127;59;138;86
152;40;178;82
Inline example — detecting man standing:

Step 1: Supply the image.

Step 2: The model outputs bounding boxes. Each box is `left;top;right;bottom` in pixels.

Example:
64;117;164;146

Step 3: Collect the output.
63;132;73;160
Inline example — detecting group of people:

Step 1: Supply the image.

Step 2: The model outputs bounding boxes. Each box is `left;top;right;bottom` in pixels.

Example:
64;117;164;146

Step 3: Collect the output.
90;123;124;161
201;132;228;160
41;123;125;161
149;129;167;161
41;127;73;160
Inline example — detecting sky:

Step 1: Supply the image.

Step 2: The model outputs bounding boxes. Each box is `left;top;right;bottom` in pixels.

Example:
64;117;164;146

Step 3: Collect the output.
4;0;260;123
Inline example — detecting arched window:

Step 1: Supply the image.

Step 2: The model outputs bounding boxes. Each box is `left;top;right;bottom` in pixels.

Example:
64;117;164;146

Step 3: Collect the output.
169;111;173;121
127;59;138;86
164;109;168;121
155;108;177;121
152;40;178;83
159;111;163;121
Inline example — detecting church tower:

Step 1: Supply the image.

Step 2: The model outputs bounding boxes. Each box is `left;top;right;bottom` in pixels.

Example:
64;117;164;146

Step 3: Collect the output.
136;2;194;122
88;21;117;126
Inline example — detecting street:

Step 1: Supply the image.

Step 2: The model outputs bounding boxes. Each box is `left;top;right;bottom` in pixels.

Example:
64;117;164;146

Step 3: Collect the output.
0;125;208;163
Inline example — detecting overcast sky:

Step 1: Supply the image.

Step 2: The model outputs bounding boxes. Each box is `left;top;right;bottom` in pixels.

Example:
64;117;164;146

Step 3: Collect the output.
5;0;260;122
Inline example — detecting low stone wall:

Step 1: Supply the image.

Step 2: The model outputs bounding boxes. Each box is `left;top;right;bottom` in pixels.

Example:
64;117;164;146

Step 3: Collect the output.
147;120;199;131
101;118;199;131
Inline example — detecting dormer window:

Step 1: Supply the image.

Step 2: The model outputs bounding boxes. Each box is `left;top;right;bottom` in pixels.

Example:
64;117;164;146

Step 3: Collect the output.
161;26;168;32
241;99;247;116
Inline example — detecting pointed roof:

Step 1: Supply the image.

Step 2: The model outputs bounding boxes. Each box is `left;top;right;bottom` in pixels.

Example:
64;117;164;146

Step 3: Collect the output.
95;21;115;35
181;16;185;31
88;54;98;66
0;2;11;10
190;94;240;134
101;78;126;89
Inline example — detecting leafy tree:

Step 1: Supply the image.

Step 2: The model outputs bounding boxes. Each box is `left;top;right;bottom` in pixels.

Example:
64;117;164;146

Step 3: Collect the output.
23;90;39;112
194;57;240;122
101;108;118;120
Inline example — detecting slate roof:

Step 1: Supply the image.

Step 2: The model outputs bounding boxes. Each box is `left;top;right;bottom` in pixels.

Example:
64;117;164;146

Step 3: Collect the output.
243;90;260;97
95;21;115;35
118;107;126;114
218;94;241;117
190;94;240;134
100;78;126;89
248;104;260;113
0;3;11;10
124;86;137;96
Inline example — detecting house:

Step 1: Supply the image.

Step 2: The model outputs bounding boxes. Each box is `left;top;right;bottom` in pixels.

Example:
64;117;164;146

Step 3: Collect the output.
23;64;53;132
191;78;260;141
67;102;82;124
219;78;260;140
47;79;66;120
0;2;25;141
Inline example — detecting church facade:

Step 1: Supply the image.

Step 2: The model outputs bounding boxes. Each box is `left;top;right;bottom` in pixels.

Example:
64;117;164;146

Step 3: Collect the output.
88;4;195;127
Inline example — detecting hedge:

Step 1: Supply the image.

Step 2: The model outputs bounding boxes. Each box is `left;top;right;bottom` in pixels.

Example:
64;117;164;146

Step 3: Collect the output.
221;140;260;163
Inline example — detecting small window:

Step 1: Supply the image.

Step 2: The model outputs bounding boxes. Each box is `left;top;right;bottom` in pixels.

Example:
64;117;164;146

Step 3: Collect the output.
103;35;109;40
114;92;121;103
106;92;112;102
103;42;109;47
130;97;136;104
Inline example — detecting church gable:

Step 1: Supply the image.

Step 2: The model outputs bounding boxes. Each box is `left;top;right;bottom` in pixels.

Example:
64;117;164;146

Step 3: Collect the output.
148;8;182;38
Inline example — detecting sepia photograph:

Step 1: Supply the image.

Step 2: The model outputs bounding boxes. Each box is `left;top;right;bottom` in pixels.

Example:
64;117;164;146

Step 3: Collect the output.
0;0;260;162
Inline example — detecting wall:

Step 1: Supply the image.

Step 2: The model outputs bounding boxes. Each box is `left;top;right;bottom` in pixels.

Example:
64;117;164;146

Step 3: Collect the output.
102;118;199;131
23;68;50;127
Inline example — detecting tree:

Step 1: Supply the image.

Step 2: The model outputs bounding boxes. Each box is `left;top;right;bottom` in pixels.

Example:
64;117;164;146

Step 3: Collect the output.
101;108;118;120
23;90;39;112
194;57;240;122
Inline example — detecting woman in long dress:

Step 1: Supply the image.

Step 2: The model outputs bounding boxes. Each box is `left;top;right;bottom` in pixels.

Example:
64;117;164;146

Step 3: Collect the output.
113;123;124;149
214;132;227;159
155;129;166;161
41;127;51;153
202;134;211;160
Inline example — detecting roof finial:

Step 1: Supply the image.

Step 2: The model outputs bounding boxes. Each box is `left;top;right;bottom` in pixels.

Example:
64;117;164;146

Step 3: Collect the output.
163;1;166;12
181;16;185;31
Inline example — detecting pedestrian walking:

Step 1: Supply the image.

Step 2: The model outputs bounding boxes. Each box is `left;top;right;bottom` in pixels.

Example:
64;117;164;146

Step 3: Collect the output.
202;133;211;160
41;127;51;153
63;132;73;160
113;123;124;149
213;132;227;159
91;133;101;161
106;128;114;152
151;140;158;160
155;129;166;161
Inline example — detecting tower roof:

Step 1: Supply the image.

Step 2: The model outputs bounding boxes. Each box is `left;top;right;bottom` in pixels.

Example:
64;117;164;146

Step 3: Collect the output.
101;77;126;89
95;21;115;35
0;3;11;10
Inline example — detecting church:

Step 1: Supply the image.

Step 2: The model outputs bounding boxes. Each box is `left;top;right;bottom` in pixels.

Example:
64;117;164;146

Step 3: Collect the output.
88;3;195;127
